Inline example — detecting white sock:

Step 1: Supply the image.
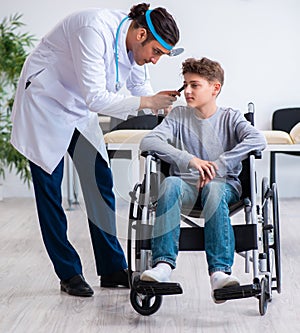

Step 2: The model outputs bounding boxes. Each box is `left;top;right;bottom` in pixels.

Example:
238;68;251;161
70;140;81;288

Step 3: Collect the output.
156;263;172;275
210;271;240;304
140;263;172;282
210;271;240;291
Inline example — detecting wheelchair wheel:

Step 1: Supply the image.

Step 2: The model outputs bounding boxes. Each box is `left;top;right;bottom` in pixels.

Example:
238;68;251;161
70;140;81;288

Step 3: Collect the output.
259;277;269;316
130;289;162;316
261;178;281;294
261;177;269;205
262;177;270;266
271;182;281;294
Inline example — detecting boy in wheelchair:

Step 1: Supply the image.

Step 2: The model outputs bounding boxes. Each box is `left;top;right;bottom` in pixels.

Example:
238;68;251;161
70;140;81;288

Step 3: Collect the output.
139;57;267;303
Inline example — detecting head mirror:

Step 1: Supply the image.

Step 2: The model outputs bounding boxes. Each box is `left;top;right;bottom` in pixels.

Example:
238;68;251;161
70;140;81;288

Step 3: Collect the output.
168;47;184;57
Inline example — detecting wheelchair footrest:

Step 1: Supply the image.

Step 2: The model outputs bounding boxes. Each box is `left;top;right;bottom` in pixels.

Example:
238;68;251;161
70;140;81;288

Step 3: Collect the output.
214;283;261;301
133;279;183;297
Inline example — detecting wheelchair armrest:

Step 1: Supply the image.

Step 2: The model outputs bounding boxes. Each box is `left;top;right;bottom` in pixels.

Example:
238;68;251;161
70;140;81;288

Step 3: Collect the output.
141;150;161;160
141;151;171;177
249;150;262;159
142;150;262;160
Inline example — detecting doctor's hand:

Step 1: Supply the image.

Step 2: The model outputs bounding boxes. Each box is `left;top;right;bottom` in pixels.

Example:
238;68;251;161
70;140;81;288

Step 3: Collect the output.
151;105;172;116
163;105;173;115
139;90;180;112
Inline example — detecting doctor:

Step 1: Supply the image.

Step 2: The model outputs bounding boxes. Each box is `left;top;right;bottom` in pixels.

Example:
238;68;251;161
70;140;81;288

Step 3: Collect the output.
11;3;181;297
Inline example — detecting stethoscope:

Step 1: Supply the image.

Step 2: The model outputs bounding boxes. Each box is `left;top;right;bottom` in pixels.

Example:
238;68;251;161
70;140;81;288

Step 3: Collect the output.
114;16;129;91
114;11;184;91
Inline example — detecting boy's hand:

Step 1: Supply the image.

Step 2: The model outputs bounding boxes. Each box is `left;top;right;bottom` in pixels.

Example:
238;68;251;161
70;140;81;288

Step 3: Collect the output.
188;157;218;189
196;176;211;190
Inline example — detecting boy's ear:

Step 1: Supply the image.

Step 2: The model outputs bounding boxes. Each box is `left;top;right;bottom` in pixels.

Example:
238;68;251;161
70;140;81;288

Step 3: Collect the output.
213;82;221;95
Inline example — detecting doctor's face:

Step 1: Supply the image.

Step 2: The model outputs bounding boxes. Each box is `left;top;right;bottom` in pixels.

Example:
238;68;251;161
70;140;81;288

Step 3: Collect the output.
132;40;170;66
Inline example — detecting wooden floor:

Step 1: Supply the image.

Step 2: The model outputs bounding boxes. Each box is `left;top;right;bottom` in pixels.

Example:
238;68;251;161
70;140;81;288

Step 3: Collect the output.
0;196;300;333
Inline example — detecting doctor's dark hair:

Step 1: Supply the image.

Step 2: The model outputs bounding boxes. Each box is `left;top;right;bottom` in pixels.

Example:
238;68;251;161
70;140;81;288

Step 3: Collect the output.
182;57;224;87
128;3;179;47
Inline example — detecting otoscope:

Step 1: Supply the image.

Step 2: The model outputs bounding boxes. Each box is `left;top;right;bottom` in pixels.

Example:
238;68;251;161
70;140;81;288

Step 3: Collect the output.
177;85;184;93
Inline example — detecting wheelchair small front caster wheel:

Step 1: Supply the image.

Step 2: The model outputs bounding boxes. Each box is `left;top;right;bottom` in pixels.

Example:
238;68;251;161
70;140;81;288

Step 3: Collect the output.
259;277;270;315
130;289;162;316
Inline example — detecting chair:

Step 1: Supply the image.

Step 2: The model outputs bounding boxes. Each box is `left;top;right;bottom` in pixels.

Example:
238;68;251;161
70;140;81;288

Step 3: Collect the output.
270;108;300;184
111;113;164;132
104;113;164;160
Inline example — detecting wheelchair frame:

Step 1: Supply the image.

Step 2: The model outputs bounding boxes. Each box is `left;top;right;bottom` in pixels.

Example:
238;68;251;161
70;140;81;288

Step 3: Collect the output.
127;127;281;317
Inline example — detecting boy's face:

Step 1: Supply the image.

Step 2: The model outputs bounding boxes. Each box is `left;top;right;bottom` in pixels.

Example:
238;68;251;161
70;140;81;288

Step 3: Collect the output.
183;73;221;110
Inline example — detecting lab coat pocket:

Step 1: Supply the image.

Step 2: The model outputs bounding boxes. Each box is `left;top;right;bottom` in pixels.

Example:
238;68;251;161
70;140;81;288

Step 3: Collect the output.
30;67;77;110
25;68;45;89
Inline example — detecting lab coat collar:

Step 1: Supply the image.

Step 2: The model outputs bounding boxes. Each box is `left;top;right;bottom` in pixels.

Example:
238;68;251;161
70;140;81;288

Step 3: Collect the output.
116;17;135;69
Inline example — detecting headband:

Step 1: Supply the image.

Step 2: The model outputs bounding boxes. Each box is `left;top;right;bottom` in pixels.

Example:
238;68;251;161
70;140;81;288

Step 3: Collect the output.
145;10;173;51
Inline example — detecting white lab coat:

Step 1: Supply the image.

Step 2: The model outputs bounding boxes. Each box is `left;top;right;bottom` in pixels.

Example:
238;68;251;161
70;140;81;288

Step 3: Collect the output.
11;8;153;174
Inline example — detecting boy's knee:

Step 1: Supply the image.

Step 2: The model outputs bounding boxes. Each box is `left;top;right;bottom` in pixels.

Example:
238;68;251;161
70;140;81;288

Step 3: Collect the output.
161;176;182;190
202;181;226;197
159;176;182;198
201;181;228;209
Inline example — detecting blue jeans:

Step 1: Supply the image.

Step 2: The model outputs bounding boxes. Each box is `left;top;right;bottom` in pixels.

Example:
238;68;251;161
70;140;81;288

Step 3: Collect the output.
29;129;127;280
151;176;240;274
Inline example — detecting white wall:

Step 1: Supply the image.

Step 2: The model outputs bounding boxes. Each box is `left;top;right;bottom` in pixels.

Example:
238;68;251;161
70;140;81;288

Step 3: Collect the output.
1;0;300;198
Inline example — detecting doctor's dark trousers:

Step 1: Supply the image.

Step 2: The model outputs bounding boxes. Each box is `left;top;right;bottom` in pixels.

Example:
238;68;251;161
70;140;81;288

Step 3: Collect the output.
29;129;127;281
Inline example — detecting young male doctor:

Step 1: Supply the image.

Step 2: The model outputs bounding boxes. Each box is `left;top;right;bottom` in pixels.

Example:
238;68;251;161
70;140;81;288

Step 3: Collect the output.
11;2;182;297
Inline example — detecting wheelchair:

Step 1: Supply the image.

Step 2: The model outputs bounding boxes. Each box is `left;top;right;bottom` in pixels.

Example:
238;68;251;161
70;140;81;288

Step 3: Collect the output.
127;111;281;316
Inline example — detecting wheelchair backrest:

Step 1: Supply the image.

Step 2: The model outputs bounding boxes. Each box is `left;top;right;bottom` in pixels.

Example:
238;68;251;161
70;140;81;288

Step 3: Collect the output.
157;155;252;201
239;157;251;199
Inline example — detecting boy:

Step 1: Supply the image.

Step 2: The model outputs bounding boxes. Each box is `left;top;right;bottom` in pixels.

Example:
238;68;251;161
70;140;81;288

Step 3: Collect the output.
139;57;267;303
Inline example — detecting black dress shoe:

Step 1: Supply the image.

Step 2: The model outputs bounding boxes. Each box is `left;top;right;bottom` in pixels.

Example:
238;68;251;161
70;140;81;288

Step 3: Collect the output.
60;274;94;297
100;269;129;288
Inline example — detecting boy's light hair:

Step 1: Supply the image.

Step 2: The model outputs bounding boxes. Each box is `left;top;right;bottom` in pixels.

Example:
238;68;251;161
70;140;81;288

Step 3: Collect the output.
182;57;224;87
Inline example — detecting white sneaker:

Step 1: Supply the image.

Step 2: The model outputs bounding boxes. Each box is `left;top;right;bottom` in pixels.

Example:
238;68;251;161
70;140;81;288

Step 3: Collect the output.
140;263;172;282
210;271;240;304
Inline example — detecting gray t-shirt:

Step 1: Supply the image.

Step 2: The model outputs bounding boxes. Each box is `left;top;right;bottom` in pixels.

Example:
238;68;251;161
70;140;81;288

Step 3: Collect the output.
140;106;267;195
